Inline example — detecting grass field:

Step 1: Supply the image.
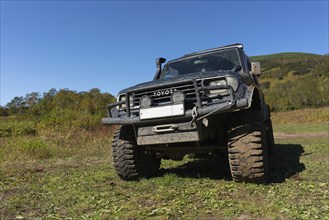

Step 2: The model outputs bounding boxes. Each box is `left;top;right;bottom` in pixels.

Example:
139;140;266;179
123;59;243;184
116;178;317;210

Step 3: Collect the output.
1;108;328;219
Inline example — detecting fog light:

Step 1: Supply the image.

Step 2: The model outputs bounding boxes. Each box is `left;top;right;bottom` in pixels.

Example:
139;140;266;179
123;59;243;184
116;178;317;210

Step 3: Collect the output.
172;90;185;103
140;95;152;108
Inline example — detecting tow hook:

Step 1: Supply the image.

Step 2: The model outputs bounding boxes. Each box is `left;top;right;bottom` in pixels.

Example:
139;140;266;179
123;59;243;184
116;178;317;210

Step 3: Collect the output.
152;124;178;133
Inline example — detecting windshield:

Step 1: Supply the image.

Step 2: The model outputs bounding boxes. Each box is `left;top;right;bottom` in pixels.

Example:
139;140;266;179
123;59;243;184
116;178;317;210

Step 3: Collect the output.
160;48;241;79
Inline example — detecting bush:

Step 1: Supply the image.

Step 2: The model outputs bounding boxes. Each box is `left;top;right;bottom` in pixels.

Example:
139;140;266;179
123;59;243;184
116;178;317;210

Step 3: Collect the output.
37;109;102;133
264;74;329;111
0;118;36;137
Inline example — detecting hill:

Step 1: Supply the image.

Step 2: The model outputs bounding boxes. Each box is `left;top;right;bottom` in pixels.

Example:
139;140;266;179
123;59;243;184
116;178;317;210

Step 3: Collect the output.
251;52;329;111
0;52;328;116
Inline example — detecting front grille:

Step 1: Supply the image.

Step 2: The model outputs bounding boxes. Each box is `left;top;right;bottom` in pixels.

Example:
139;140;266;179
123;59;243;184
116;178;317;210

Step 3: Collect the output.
131;80;202;108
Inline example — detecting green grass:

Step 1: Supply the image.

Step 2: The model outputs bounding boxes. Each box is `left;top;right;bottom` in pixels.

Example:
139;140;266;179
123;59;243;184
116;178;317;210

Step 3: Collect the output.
1;108;329;219
271;107;329;133
1;134;329;219
1;138;328;219
271;107;329;124
274;123;328;133
0;127;114;163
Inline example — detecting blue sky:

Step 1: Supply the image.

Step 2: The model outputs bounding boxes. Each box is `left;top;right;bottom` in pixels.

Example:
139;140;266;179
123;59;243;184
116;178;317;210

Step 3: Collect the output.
1;1;328;106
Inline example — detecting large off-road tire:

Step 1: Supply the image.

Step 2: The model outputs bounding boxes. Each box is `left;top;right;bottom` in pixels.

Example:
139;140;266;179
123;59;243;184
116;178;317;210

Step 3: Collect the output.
227;110;268;183
112;125;160;180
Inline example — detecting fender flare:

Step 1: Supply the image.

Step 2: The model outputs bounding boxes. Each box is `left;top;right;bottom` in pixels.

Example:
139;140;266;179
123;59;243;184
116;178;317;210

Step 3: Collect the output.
246;86;270;121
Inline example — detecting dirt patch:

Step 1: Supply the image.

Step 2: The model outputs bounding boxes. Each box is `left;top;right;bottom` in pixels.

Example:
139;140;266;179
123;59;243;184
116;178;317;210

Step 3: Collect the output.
274;132;328;139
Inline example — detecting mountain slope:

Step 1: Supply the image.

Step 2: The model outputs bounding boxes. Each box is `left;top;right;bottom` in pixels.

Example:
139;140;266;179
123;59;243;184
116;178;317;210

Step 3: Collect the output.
251;53;329;111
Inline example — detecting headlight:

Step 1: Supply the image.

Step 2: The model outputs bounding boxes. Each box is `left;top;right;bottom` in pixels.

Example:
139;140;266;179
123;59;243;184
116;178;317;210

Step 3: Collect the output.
172;90;185;103
117;94;133;109
226;76;239;91
140;95;152;108
209;79;227;94
119;95;126;102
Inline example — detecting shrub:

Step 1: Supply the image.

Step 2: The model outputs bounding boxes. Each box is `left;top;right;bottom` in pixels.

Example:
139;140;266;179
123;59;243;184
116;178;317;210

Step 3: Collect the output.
0;118;36;137
37;109;102;134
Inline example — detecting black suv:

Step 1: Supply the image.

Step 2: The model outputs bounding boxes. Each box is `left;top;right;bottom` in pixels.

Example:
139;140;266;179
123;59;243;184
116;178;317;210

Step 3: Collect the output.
102;43;274;183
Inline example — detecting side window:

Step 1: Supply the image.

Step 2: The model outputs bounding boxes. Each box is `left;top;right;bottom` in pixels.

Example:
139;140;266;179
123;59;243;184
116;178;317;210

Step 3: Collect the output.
241;51;251;72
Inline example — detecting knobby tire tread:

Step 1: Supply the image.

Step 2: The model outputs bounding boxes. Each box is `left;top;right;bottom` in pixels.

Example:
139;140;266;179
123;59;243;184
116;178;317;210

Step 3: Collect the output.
228;110;269;183
112;125;160;180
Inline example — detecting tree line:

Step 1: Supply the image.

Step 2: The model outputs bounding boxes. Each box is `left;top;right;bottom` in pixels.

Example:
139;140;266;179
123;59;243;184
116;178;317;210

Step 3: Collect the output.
1;53;328;116
0;88;115;117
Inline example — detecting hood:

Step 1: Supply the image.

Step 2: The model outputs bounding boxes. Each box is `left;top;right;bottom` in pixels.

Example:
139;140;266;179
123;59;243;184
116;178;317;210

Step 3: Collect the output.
118;70;238;94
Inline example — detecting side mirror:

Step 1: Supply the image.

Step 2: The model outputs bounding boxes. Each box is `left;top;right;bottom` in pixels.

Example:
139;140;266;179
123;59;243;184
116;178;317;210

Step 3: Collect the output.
251;62;262;76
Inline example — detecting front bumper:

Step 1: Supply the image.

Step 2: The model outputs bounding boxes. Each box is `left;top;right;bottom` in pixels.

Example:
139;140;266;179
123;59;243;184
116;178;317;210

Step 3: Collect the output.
102;84;249;126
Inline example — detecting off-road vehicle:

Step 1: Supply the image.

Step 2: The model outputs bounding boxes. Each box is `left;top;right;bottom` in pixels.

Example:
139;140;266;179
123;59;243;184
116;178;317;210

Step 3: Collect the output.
102;43;274;183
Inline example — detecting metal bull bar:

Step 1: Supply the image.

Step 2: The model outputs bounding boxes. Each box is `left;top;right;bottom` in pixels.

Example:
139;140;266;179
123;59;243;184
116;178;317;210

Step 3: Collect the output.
102;83;248;125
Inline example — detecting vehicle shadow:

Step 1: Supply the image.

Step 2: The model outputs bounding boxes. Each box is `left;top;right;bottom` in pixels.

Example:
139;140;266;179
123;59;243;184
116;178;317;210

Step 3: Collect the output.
158;154;232;181
268;143;306;183
158;144;306;183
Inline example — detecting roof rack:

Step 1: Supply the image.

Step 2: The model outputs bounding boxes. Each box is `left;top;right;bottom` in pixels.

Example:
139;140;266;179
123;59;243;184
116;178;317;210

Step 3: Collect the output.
183;43;243;57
